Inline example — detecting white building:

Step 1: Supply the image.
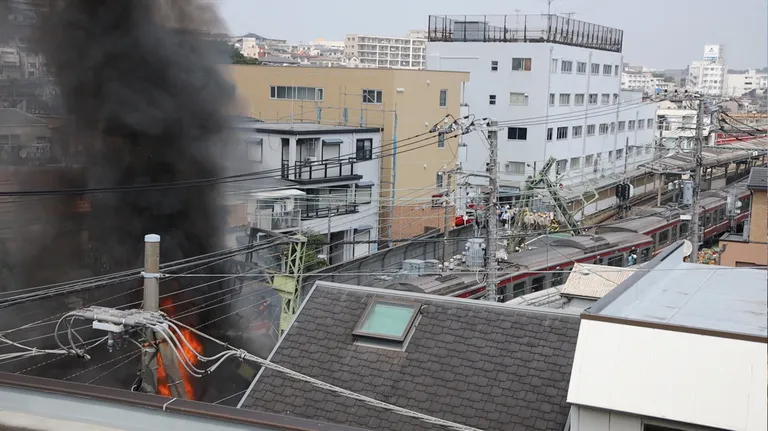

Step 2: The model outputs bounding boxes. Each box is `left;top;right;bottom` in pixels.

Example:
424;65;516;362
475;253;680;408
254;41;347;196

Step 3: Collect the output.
621;67;678;95
686;44;727;96
233;122;382;265
425;14;657;189
343;32;426;69
726;69;768;96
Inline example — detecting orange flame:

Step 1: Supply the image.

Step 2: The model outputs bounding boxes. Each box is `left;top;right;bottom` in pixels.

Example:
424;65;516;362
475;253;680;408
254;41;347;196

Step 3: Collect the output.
156;297;203;399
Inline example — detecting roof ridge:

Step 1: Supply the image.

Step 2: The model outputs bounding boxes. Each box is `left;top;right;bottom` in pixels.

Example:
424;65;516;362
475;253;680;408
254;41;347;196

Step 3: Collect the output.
314;281;581;318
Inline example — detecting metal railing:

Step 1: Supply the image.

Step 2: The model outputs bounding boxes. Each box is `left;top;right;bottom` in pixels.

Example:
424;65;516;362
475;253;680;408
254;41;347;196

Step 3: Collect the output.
281;157;358;182
251;208;302;231
427;14;623;53
300;203;359;219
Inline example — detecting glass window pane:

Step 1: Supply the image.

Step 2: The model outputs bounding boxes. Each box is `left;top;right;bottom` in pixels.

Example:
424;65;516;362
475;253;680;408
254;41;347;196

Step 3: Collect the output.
358;302;416;338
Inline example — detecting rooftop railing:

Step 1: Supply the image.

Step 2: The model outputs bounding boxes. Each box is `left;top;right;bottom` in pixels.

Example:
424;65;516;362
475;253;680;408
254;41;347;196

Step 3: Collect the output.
428;14;623;53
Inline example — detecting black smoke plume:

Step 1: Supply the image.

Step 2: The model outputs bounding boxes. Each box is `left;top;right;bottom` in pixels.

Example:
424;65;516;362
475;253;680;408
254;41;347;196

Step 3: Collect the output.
0;0;266;400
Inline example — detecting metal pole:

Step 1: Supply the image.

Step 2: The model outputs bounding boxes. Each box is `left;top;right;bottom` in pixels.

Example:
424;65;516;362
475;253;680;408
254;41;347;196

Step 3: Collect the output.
442;180;450;266
485;120;499;302
141;234;187;399
688;99;704;257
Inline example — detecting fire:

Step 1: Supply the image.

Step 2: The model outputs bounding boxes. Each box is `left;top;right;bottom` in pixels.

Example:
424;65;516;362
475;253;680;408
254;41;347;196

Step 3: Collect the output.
156;297;203;399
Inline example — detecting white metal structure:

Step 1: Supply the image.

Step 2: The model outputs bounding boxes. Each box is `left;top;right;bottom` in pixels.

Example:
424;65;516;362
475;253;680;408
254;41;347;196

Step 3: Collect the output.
425;14;656;188
343;32;426;69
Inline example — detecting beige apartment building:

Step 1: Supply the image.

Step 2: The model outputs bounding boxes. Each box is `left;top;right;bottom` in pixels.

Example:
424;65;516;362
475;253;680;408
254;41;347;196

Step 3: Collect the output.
719;167;767;267
224;65;469;242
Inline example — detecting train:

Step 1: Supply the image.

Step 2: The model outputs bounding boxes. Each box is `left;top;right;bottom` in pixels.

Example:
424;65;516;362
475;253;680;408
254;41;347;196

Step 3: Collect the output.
382;183;752;302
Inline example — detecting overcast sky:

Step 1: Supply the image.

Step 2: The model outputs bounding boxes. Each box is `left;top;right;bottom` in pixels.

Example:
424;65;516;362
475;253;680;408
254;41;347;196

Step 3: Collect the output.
218;0;767;70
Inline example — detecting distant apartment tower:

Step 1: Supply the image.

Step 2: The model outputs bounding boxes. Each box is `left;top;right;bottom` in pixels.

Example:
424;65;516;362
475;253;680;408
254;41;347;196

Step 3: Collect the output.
726;69;768;97
426;14;656;188
686;44;727;96
344;31;426;69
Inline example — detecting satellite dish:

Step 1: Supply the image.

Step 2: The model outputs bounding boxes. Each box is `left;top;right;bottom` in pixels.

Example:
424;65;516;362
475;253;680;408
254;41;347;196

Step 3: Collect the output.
682;240;693;257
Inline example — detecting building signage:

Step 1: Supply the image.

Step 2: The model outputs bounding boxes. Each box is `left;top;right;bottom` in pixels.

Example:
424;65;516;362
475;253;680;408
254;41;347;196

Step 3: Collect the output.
703;44;722;62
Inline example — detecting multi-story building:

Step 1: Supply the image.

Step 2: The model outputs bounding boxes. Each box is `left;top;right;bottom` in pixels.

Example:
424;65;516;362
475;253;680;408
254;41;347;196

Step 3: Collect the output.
225;65;469;241
231;121;382;264
686;44;727;96
621;66;678;95
726;69;768;96
343;31;427;69
719;167;767;268
425;14;656;189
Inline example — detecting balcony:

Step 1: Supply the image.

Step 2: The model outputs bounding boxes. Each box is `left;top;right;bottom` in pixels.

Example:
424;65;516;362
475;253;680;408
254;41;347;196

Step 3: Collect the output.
281;158;362;184
250;208;301;232
300;203;359;219
427;14;623;53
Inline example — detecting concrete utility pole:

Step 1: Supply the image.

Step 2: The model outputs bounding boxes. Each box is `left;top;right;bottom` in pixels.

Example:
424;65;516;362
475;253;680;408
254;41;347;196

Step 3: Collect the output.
442;170;453;266
141;234;186;399
688;100;705;257
485;120;499;302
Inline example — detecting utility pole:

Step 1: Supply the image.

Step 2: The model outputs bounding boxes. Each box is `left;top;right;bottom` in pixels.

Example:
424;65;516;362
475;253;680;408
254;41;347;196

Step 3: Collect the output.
688;99;705;258
442;171;452;266
141;234;186;399
485;120;499;302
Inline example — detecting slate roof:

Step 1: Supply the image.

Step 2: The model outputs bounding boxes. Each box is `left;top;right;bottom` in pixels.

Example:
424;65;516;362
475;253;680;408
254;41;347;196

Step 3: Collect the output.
0;109;48;127
240;282;581;431
747;167;767;190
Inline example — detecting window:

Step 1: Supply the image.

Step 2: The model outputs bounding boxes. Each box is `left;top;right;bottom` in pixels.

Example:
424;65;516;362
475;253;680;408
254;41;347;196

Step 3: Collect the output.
491;60;498;71
505;161;525;174
608;150;613;161
587;124;596;136
356;138;373;160
612;93;619;104
601;94;610;105
616;148;623;160
551;58;558;73
577;61;587;73
437;133;446;149
614;65;620;76
588;93;598;105
561;60;573;73
570;157;580;169
509;92;528;105
504;162;525;175
439;89;447;107
246;139;263;162
610;122;616;134
546;128;553;141
355;185;372;204
556;126;568;140
628;120;636;130
647;118;654;129
603;64;612;75
363;89;383;104
489;94;497;105
573;125;583;137
549;93;555;106
645;145;652;154
638;119;646;129
618;121;626;132
556;159;567;175
436;172;444;188
559;93;571;105
270;86;324;101
512;57;532;71
585;154;593;166
507;127;528;140
352;300;419;343
591;63;600;75
599;123;609;135
574;93;585;105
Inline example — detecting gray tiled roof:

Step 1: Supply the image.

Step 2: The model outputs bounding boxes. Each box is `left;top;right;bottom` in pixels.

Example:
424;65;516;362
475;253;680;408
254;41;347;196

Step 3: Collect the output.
240;283;580;431
0;109;47;127
746;167;767;190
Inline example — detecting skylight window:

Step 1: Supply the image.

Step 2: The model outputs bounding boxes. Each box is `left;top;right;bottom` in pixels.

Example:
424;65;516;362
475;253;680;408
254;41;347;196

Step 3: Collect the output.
353;300;419;342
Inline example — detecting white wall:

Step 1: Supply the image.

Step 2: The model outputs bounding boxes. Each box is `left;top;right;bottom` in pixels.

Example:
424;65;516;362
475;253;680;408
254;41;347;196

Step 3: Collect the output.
569;406;723;431
426;42;656;187
568;319;768;431
726;70;768;96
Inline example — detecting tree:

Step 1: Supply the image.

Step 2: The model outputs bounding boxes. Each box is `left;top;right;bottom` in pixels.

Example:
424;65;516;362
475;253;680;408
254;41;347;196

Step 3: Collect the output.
231;47;261;65
300;231;328;272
